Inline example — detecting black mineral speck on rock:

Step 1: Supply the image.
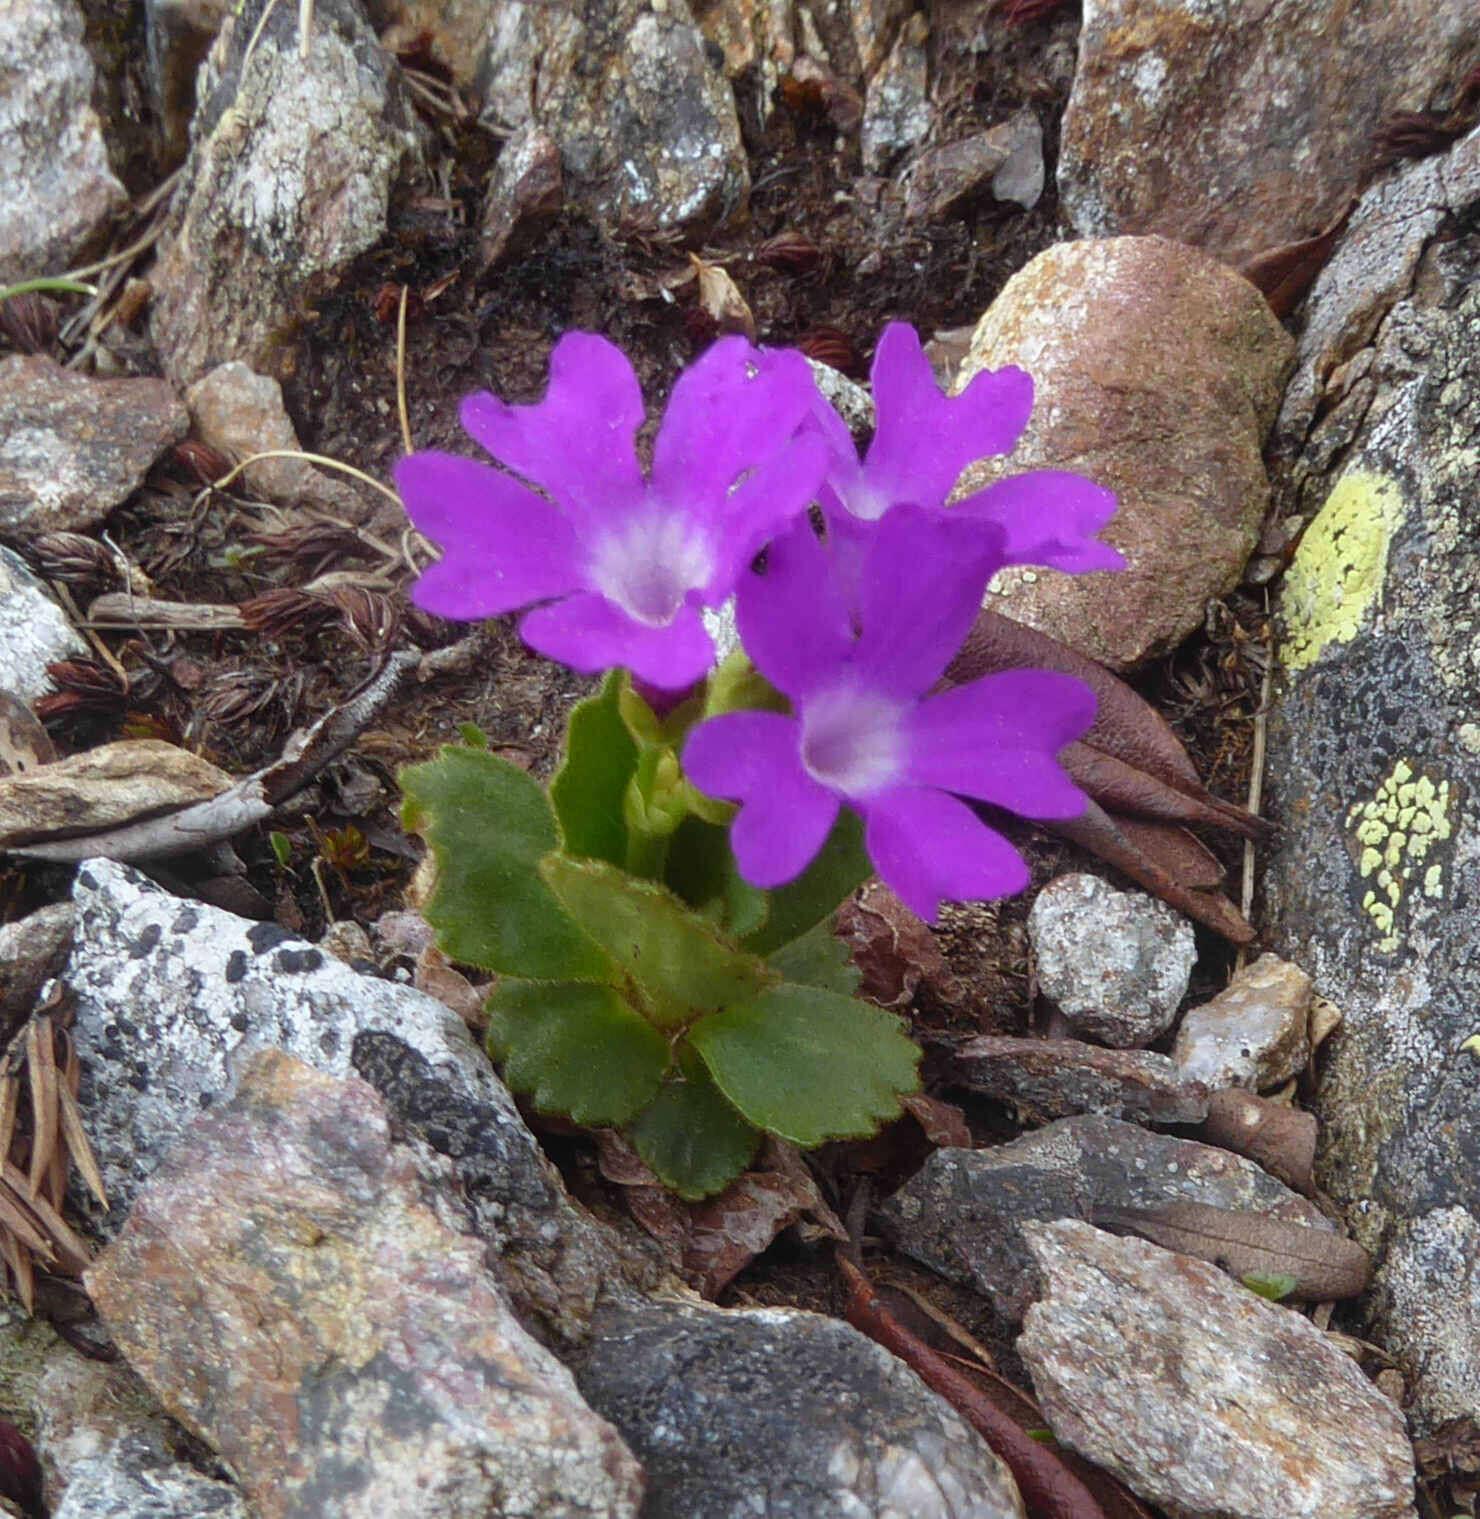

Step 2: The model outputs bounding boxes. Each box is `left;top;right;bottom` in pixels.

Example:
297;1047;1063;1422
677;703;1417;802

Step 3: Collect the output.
274;947;323;974
225;950;249;983
171;907;199;934
127;923;162;959
246;921;293;954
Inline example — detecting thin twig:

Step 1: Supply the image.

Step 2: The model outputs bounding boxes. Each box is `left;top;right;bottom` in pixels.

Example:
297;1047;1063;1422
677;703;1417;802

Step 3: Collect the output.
396;284;414;455
241;0;283;77
194;449;405;510
299;0;313;60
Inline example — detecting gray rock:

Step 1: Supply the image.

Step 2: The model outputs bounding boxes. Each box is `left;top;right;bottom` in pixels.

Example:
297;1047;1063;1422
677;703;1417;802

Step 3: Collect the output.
149;0;427;388
877;1116;1334;1323
901;108;1044;220
65;858;659;1343
1058;0;1480;267
0;356;188;535
0;0;127;284
953;1035;1210;1125
382;0;748;236
959;237;1294;670
1172;952;1313;1091
0;547;87;705
144;0;233;164
478;123;564;269
1275;123;1480;455
87;1050;644;1519
1259;124;1480;1432
1018;1220;1416;1519
861;13;931;173
577;1297;1024;1518
38;1349;247;1519
1028;874;1196;1047
184;362;370;518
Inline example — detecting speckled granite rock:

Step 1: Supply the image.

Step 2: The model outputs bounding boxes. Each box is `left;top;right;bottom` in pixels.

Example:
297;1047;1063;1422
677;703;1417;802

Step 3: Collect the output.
0;548;87;705
87;1051;643;1519
150;0;426;387
577;1297;1024;1518
0;0;127;283
1058;0;1480;267
1260;124;1480;1433
1018;1220;1416;1519
877;1116;1334;1323
64;858;660;1344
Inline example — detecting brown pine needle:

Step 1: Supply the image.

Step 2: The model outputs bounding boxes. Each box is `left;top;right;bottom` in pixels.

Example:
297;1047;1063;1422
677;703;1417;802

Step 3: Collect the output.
24;1022;56;1201
396;283;413;455
56;1082;108;1211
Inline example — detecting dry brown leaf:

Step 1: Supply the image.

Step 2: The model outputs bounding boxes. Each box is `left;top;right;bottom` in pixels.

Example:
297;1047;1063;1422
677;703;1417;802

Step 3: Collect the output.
688;254;756;342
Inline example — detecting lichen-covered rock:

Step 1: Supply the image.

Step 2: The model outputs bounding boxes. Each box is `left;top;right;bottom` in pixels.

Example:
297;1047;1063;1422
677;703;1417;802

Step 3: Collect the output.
64;859;659;1343
87;1051;644;1519
1018;1220;1417;1519
0;548;87;705
1058;0;1480;267
1172;952;1313;1091
0;357;188;535
877;1116;1333;1323
150;0;426;387
577;1298;1024;1518
1260;124;1480;1433
1028;873;1196;1047
959;237;1293;669
860;13;931;173
0;0;127;283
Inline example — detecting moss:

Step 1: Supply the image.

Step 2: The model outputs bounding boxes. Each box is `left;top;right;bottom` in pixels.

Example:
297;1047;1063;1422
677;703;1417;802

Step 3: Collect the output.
1280;470;1406;673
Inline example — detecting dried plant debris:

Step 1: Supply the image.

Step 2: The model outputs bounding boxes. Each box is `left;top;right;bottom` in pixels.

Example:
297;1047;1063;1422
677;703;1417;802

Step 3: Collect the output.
949;608;1264;942
0;1000;104;1312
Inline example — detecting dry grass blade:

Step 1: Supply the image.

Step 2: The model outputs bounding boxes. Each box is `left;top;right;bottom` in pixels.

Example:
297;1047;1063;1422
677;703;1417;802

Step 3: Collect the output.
56;1082;108;1211
0;1071;18;1162
0;1230;34;1315
24;1021;56;1201
2;1164;90;1275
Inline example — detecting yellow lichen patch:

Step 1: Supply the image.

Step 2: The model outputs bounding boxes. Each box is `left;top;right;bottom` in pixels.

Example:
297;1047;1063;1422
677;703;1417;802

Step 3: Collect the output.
1346;759;1453;952
1280;471;1406;672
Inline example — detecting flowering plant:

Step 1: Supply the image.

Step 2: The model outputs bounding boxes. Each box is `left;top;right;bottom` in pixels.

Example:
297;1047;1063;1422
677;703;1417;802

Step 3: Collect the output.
398;324;1119;1198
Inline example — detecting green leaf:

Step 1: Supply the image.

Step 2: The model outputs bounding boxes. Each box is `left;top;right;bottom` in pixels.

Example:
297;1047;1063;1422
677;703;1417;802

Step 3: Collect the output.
767;918;859;994
539;853;774;1029
456;722;489;749
269;830;293;869
741;808;872;956
703;650;789;718
1241;1271;1299;1302
689;983;919;1146
663;815;769;938
628;1057;760;1199
487;979;669;1126
550;671;638;867
618;677;706;750
401;747;612;981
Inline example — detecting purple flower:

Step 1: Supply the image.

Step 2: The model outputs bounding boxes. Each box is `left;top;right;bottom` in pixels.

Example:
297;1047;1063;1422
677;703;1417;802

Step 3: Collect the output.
683;508;1097;922
395;333;827;689
808;322;1125;575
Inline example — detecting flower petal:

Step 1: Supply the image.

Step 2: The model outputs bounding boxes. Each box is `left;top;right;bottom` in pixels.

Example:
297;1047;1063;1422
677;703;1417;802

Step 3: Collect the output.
908;671;1095;817
954;470;1125;573
520;593;715;689
684;712;840;887
460;333;646;528
863;787;1029;922
395;452;583;618
862;324;1034;513
853;505;1006;700
651;338;823;508
705;430;829;599
735;514;854;700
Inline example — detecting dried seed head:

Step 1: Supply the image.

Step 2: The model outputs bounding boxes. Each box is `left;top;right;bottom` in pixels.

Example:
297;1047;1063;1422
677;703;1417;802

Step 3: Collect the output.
1371;110;1465;168
0;292;59;355
796;326;864;379
35;660;128;720
755;231;822;275
171;438;236;486
23;531;113;585
240;588;336;638
246;521;367;575
197;668;279;727
331;585;401;653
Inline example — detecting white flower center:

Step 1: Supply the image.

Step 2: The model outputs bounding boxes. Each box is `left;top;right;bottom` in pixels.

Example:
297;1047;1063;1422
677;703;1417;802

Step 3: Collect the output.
800;685;906;798
589;510;715;627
